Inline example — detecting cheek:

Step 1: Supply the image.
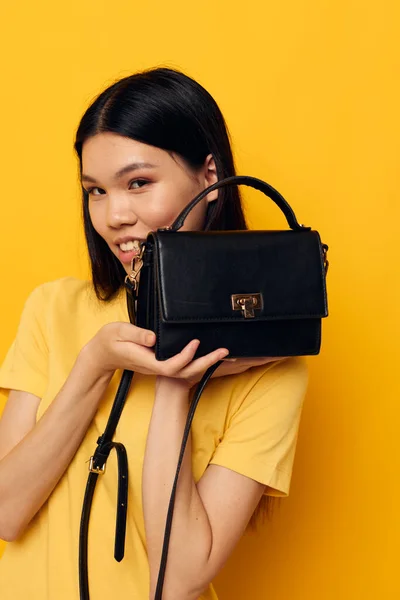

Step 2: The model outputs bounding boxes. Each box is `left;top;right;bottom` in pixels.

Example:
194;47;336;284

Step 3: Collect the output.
141;204;181;229
137;187;188;229
142;181;205;229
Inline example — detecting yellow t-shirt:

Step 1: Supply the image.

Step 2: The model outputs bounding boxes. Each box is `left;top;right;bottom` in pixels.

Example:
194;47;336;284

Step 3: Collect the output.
0;277;308;600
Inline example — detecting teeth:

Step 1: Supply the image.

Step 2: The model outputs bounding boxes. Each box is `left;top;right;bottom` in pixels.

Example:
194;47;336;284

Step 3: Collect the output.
120;241;135;251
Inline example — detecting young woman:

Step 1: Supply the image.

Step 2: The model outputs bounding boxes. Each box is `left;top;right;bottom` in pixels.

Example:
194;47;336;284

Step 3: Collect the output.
0;68;308;600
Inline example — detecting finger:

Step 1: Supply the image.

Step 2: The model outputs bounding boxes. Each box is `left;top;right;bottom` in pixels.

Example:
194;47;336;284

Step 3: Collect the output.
156;339;202;376
178;347;229;379
116;323;156;347
119;338;201;376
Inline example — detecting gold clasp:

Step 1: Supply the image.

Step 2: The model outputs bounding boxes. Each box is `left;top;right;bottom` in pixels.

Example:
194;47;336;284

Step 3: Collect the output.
124;240;145;288
322;244;329;275
231;293;263;318
88;456;106;474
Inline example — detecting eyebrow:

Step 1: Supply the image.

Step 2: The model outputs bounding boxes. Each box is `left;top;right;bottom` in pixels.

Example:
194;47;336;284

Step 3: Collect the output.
81;162;159;183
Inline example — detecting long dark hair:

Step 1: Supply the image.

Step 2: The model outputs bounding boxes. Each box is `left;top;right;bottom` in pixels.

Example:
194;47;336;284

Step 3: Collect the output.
74;67;275;527
74;67;247;301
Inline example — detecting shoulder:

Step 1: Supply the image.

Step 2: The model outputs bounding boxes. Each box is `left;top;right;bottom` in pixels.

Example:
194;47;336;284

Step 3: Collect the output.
26;277;104;316
26;277;128;344
229;357;309;408
221;358;309;426
251;356;308;383
11;277;91;326
33;276;93;303
200;357;309;434
20;277;100;332
205;357;309;497
258;356;309;391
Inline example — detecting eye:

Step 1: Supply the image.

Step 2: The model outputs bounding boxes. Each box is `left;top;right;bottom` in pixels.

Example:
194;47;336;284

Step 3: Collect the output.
129;179;149;189
85;186;106;196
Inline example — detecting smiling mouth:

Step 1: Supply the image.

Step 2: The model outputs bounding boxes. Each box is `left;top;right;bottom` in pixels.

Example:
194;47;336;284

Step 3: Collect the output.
115;240;144;265
119;240;137;252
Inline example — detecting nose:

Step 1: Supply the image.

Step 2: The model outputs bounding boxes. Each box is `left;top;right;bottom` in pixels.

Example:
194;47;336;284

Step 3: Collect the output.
106;193;137;228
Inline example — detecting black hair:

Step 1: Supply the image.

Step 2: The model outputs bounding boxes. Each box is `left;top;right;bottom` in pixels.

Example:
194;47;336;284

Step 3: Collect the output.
74;67;247;301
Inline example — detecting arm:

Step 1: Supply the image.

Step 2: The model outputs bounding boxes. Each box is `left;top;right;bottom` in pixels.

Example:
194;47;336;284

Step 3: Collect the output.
142;377;266;600
0;321;224;544
0;347;112;541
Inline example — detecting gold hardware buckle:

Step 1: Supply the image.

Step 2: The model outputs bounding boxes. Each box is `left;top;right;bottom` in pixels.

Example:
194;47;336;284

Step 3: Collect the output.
322;244;329;275
88;456;106;474
124;240;145;288
231;293;263;318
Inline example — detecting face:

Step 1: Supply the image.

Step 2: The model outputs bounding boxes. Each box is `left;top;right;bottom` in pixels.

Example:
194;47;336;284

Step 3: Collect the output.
81;133;218;274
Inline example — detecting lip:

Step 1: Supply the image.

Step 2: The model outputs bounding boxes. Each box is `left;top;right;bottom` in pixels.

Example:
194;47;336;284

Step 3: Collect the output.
113;236;146;246
118;247;139;265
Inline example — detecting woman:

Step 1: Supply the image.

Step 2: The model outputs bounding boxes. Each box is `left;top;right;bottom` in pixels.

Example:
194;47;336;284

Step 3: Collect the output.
0;68;308;599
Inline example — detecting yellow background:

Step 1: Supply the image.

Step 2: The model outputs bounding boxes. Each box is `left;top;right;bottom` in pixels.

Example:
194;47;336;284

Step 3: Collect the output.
0;1;398;598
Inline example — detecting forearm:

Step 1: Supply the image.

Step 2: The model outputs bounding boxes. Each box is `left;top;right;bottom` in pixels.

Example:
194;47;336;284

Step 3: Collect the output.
0;348;113;541
142;378;212;600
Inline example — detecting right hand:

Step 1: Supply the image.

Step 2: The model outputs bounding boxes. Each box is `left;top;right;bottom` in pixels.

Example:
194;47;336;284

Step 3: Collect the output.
79;322;229;380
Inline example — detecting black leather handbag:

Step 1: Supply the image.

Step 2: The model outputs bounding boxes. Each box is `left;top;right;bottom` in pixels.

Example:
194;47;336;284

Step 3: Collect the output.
132;176;328;359
79;175;329;599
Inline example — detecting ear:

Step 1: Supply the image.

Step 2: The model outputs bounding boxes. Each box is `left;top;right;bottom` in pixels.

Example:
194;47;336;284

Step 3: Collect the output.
203;154;219;202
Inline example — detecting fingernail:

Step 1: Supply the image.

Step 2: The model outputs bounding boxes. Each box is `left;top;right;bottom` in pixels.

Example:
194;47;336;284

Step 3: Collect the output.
219;349;230;358
224;358;237;362
146;334;155;345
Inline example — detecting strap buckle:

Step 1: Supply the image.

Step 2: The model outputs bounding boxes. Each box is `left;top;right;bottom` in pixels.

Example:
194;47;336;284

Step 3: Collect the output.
88;455;106;474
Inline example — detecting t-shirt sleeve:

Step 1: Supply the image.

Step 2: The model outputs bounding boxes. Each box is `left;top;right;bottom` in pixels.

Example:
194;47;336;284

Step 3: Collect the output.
0;284;49;400
209;357;308;497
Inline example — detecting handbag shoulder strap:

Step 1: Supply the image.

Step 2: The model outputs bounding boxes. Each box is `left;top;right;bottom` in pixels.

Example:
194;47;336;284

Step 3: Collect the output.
154;360;223;599
79;280;138;598
79;370;134;599
79;280;222;600
169;175;310;232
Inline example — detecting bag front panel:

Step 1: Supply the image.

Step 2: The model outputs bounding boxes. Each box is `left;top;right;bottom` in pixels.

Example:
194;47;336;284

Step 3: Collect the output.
154;318;321;360
154;230;328;323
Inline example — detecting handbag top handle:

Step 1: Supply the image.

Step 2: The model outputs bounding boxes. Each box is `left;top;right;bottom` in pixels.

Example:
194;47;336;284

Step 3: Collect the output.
169;175;310;232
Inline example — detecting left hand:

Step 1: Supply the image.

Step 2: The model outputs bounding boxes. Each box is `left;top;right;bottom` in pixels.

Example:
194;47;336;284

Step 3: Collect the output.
156;339;286;391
